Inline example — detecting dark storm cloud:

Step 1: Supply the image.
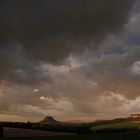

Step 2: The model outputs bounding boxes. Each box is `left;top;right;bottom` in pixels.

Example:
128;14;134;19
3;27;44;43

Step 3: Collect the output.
0;0;136;85
0;0;135;62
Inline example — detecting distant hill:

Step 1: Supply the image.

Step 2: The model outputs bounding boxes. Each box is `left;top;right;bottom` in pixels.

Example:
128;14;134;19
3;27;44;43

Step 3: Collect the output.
39;116;60;125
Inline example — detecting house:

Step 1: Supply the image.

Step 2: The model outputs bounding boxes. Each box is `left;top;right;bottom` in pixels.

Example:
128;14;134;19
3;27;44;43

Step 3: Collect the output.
130;114;140;118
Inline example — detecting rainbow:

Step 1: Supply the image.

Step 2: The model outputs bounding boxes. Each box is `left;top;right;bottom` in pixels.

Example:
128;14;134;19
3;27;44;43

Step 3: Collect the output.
0;70;9;94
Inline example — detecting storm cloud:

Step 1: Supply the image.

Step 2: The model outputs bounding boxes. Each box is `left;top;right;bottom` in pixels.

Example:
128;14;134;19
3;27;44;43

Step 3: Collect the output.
0;0;135;62
0;0;139;121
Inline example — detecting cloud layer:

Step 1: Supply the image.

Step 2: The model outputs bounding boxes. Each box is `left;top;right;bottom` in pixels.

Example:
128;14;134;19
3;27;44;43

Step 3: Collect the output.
0;0;140;121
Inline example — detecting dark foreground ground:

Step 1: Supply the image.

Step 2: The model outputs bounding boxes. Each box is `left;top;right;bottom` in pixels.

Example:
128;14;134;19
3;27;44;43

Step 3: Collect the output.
1;118;140;139
3;127;72;137
1;131;140;140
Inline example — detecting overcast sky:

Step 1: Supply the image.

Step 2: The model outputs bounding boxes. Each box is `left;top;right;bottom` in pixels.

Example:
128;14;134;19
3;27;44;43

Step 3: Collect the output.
0;0;140;122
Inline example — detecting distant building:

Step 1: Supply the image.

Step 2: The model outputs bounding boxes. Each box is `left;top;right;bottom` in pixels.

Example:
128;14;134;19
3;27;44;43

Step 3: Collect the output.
130;114;140;118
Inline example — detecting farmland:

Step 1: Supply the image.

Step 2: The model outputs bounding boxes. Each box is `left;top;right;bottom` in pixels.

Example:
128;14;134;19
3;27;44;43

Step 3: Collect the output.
1;118;140;139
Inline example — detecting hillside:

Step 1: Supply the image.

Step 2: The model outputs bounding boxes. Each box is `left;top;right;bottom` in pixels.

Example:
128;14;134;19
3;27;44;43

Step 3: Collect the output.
91;118;140;132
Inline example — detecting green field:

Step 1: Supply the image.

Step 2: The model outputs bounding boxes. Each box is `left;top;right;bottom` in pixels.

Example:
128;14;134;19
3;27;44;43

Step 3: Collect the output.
91;120;140;131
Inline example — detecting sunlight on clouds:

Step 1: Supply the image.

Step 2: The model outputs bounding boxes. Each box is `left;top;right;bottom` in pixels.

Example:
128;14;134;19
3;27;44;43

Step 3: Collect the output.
7;96;78;118
131;61;140;75
33;89;40;93
39;96;74;111
39;56;85;76
100;92;140;114
67;55;85;69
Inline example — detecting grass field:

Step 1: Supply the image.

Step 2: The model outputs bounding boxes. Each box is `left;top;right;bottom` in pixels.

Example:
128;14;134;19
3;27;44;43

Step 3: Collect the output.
91;120;140;130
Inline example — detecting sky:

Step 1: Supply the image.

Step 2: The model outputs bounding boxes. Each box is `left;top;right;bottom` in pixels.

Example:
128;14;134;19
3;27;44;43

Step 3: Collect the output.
0;0;140;122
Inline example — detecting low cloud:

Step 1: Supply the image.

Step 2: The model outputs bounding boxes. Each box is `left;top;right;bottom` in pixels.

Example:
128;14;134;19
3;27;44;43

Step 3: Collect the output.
131;61;140;75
